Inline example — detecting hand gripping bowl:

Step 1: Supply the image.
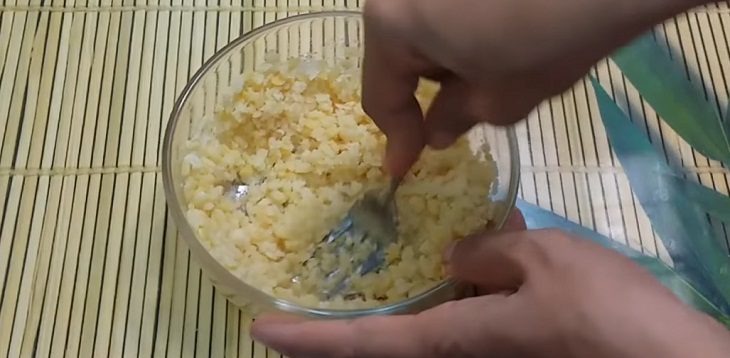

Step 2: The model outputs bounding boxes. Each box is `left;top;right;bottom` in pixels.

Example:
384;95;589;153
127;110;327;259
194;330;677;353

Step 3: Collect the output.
162;11;520;319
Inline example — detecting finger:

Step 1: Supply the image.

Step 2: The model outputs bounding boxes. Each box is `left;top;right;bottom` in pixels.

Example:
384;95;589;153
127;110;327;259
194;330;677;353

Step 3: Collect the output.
445;230;542;293
251;295;523;358
423;79;479;149
503;208;527;232
475;82;539;127
252;314;424;358
473;209;525;296
254;312;309;325
476;208;526;237
441;209;526;280
463;209;525;297
362;13;426;178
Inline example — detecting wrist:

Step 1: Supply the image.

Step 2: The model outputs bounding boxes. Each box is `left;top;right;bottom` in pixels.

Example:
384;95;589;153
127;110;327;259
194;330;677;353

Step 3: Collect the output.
580;291;730;358
632;307;730;358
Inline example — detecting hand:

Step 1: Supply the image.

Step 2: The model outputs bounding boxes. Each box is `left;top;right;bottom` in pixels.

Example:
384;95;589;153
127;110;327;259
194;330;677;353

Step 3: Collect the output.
362;0;710;177
251;210;730;358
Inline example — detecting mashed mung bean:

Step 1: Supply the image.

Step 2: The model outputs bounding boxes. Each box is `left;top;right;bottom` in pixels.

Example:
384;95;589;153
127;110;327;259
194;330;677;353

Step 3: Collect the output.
182;57;498;309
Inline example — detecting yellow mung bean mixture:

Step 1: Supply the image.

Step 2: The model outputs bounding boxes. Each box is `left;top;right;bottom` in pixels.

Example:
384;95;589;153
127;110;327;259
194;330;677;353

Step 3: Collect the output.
182;58;498;309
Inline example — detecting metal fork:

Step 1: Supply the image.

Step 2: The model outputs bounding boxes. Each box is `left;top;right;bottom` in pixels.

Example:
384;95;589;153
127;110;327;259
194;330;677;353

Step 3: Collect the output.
303;178;402;300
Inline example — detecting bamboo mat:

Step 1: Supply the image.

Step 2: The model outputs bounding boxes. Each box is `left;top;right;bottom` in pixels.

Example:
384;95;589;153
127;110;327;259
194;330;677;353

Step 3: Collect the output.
1;0;730;357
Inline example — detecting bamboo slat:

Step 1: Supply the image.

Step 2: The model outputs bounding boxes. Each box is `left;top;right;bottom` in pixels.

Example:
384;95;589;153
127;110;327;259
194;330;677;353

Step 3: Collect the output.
0;1;729;357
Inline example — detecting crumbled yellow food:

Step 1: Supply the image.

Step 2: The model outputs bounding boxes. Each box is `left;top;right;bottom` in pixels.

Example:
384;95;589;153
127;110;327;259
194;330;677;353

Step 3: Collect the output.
182;57;498;309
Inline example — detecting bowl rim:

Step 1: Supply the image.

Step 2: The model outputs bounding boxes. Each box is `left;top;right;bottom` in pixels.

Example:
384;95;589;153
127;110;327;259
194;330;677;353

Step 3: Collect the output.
162;10;521;318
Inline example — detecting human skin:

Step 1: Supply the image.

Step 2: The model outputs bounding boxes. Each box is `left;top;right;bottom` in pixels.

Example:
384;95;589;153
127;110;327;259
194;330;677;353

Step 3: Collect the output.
359;0;712;178
251;210;730;358
251;0;730;357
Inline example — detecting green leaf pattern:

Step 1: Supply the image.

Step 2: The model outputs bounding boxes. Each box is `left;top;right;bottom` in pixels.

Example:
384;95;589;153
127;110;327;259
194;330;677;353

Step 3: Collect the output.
529;33;730;324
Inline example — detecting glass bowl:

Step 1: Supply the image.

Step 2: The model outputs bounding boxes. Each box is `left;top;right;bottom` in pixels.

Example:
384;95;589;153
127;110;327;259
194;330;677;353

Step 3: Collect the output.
162;10;520;319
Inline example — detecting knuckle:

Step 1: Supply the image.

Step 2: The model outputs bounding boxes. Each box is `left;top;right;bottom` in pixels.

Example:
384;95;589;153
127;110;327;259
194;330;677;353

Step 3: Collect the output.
429;335;470;358
507;228;573;265
362;0;384;15
488;106;531;125
363;0;386;20
363;0;411;29
536;228;573;242
506;233;544;259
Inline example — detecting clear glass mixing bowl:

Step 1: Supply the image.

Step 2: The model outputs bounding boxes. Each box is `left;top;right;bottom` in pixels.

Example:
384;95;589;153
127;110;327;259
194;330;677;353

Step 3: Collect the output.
162;11;520;319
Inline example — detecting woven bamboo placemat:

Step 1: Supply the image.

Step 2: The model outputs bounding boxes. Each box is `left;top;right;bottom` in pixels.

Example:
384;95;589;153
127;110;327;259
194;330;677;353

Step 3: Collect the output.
1;0;729;357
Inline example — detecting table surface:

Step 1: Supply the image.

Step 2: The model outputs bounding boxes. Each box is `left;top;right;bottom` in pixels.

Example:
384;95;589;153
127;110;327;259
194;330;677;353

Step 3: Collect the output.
1;1;730;357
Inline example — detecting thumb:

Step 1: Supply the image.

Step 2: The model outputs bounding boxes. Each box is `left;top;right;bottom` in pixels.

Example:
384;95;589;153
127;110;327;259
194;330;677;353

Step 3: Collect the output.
251;295;525;358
